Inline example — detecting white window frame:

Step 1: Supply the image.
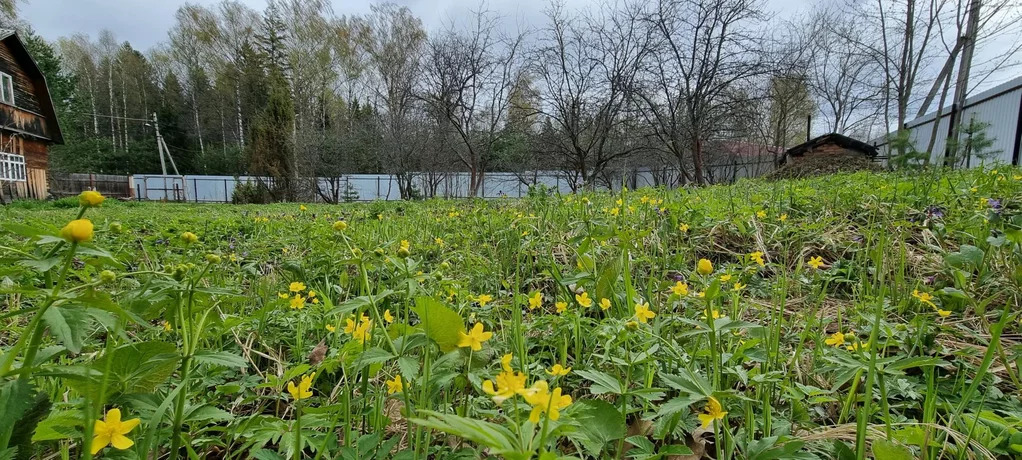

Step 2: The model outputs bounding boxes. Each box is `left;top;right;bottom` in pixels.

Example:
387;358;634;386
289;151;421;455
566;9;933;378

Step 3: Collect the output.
0;152;26;182
0;72;14;105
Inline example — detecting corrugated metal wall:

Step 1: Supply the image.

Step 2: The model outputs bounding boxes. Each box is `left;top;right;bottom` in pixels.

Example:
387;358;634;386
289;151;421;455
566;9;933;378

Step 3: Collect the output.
877;76;1022;166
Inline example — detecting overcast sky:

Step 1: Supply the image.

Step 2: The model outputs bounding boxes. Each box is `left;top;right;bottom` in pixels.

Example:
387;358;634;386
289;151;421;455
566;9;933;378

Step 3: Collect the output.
14;0;1021;94
18;0;808;50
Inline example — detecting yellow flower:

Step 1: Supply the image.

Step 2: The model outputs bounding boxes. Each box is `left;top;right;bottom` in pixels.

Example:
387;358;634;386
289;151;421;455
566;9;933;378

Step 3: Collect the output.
912;289;936;308
287;373;315;400
824;331;845;347
61;219;95;243
756;210;767;218
161;321;172;332
556;301;568;313
732;282;746;292
528;292;543;310
90;408;139;455
278;292;288;299
719;274;732;282
546;364;572;376
634;301;655;323
383;309;395;323
846;341;868;352
476;294;493;307
599;297;612;310
289;282;306;293
697;396;727;429
779;213;788;222
521;380;572;423
435;237;445;247
749;251;765;267
671;281;689;296
386;375;404;394
575;291;593;308
483;368;527;405
333;220;348;231
180;231;198;244
695;291;705;298
697;258;713;275
501;353;514;371
308;290;317;298
679;223;690;232
458;323;493;351
351;320;372;344
609;207;620;216
289;295;305;310
325;324;336;333
702;309;722;320
937;309;951;317
299;205;307;211
807;256;824;270
79;190;105;207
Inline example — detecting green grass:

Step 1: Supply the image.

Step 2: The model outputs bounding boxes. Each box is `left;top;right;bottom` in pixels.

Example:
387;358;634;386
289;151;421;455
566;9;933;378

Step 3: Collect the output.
1;168;1021;460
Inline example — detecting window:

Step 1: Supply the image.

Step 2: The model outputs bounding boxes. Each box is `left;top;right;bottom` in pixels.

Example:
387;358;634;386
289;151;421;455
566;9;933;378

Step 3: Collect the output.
0;72;13;105
0;152;26;182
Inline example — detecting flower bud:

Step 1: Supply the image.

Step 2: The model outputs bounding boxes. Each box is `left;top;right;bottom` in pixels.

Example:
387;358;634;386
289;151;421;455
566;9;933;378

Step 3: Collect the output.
60;219;94;243
108;222;124;234
180;232;198;244
333;220;348;231
99;270;117;283
78;190;105;207
205;253;222;264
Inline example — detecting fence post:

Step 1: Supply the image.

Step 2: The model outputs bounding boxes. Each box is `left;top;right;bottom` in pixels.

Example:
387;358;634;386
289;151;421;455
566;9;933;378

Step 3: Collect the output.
224;179;229;203
193;178;198;203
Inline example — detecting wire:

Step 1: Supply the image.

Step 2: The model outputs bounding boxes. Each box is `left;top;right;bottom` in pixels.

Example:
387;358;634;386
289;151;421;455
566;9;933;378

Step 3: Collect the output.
78;112;152;123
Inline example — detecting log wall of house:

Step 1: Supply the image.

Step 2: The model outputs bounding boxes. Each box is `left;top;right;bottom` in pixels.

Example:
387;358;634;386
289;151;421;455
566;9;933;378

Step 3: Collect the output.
0;40;42;115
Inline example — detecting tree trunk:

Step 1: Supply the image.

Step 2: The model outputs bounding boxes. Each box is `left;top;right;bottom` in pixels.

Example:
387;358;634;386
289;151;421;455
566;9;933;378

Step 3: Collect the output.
946;0;981;164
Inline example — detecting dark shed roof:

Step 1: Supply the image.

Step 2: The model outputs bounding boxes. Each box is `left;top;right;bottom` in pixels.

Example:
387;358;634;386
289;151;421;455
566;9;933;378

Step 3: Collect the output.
784;133;877;158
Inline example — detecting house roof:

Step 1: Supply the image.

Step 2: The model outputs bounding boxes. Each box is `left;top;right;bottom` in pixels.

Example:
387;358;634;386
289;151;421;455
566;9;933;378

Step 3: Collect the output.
0;28;63;144
784;133;878;158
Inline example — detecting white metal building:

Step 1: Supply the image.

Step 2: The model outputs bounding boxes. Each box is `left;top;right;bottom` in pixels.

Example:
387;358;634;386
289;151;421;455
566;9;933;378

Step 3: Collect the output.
875;75;1022;166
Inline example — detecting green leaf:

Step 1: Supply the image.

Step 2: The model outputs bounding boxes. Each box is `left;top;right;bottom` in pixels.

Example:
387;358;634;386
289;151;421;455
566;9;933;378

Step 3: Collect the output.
872;438;913;460
10;392;50;460
0;381;35;450
660;369;713;397
410;411;520;454
575;369;624;395
572;399;626;456
31;410;81;442
41;305;88;354
355;347;396;367
103;342;179;394
945;245;984;270
193;350;248;368
411;297;465;353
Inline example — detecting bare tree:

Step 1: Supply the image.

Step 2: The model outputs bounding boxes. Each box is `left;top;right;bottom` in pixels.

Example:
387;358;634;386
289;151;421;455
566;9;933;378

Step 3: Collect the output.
532;1;651;190
640;0;768;185
420;8;526;196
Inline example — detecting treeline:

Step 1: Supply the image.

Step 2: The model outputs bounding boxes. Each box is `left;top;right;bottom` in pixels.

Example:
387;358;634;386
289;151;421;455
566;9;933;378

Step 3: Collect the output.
16;0;1021;198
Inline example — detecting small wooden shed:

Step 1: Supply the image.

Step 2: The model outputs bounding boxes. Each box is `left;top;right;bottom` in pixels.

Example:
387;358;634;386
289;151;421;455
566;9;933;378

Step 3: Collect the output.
0;28;64;201
780;133;878;166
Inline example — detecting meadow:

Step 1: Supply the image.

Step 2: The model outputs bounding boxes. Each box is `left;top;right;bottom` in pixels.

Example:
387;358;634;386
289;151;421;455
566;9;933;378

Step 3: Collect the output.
1;168;1021;460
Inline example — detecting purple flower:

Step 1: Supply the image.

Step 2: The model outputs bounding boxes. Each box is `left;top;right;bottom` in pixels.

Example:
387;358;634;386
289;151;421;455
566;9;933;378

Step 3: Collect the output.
987;198;1002;210
924;276;935;285
666;271;686;282
925;206;945;219
852;235;864;243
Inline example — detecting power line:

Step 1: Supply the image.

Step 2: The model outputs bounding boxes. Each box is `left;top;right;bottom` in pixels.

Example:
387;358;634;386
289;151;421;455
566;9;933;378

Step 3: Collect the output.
78;112;152;123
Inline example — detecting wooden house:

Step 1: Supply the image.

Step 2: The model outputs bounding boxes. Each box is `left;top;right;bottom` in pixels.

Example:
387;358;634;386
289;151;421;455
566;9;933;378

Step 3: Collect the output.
0;28;63;201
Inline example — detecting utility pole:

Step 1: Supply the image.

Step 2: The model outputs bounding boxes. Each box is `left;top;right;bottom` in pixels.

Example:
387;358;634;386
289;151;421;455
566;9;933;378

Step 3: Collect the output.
152;112;180;176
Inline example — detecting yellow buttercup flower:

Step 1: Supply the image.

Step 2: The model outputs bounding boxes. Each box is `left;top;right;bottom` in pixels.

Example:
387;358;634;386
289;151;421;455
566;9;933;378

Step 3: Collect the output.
180;231;198;244
697;396;727;429
679;223;690;232
702;309;722;320
90;408;140;455
289;295;305;310
719;274;732;282
546;364;572;376
634;301;654;323
749;251;765;267
756;210;767;219
351;320;372;344
278;292;289;299
333;220;348;231
501;353;514;372
807;256;824;270
732;282;746;292
697;259;713;275
521;380;572;423
325;324;336;333
779;213;788;222
482;368;527;405
383;309;395;323
824;331;845;347
79;190;105;207
162;321;172;332
61;219;94;243
556;301;568;313
599;297;612;310
937;309;951;317
287;373;315;400
528;292;543;310
846;341;867;352
386;375;404;394
476;294;493;307
575;291;593;308
289;281;306;293
435;237;445;247
457;323;493;351
912;289;936;308
671;281;689;296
